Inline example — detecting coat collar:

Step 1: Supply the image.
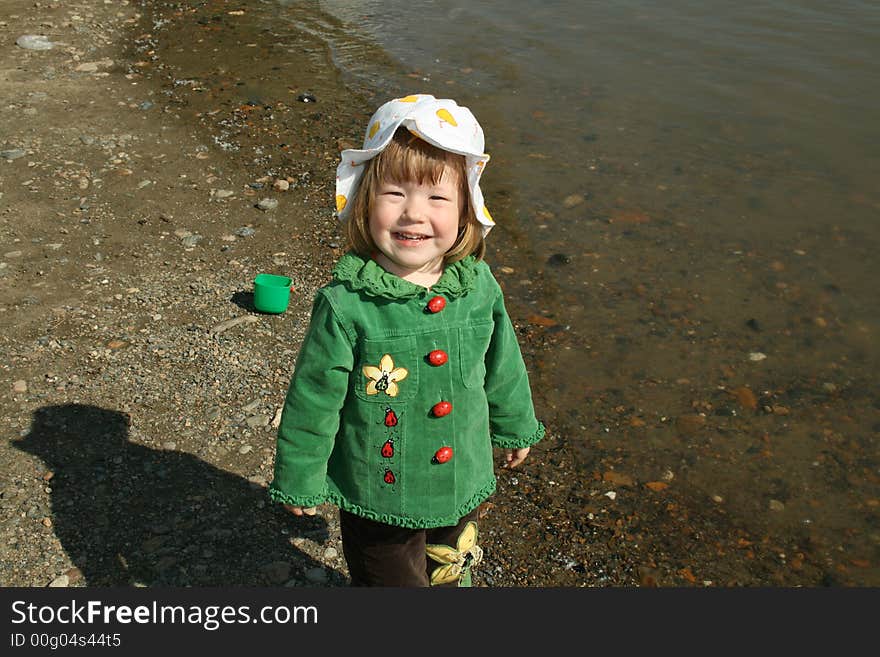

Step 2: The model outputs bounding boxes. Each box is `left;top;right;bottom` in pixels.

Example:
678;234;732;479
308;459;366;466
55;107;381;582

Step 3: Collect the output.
332;251;479;300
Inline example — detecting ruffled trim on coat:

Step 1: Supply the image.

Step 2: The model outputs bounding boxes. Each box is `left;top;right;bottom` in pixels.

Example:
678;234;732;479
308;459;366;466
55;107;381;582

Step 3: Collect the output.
267;485;328;509
490;421;546;449
268;478;497;529
332;251;480;300
330;477;495;528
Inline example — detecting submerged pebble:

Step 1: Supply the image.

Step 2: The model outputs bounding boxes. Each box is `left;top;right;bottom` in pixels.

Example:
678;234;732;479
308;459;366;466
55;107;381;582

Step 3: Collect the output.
16;34;54;50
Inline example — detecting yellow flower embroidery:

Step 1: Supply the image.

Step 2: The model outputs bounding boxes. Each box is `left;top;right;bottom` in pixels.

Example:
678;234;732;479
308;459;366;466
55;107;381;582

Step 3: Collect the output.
426;521;483;586
363;354;408;397
368;121;381;140
335;194;347;212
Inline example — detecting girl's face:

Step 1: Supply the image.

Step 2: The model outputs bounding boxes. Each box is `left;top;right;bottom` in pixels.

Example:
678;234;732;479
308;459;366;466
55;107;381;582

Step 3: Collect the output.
368;166;463;284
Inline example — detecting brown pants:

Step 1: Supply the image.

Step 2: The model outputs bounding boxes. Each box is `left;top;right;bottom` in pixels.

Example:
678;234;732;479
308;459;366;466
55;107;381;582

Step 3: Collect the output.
340;508;481;587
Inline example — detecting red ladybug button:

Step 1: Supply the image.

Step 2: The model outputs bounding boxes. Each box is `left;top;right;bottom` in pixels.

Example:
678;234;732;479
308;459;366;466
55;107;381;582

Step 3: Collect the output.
432;401;452;417
433;446;453;464
427;349;448;366
427;296;446;313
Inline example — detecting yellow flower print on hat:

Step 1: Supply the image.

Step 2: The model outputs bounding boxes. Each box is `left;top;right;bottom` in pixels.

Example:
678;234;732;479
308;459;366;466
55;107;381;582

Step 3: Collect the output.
436;108;457;127
397;95;420;102
482;206;494;224
368;121;381;140
363;354;408;397
335;195;347;212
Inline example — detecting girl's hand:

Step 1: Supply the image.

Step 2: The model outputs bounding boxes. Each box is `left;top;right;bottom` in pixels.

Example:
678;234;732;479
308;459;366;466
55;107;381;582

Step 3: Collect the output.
284;505;317;516
502;447;530;469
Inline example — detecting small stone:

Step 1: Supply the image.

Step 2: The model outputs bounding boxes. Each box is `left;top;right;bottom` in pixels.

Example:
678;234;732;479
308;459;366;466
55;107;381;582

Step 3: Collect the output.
748;352;767;362
242;399;261;413
273;179;289;191
42;517;52;528
245;414;270;429
256;198;278;211
547;253;571;266
675;414;706;436
1;148;26;160
731;386;758;410
238;444;253;455
16;34;54;50
13;380;27;393
235;227;255;237
65;567;83;585
212;189;235;199
48;574;69;587
769;499;785;512
711;495;724;503
181;235;203;247
323;547;338;560
562;194;585;208
604;491;617;500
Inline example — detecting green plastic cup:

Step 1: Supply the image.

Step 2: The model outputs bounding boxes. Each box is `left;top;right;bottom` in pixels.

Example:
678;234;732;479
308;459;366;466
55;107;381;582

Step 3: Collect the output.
253;273;292;314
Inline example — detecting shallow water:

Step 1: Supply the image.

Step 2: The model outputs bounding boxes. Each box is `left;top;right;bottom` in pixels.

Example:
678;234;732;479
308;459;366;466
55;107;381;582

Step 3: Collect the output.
143;0;879;583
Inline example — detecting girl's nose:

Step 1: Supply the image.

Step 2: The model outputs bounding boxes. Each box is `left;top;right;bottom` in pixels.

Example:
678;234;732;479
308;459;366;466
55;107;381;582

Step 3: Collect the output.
402;199;424;220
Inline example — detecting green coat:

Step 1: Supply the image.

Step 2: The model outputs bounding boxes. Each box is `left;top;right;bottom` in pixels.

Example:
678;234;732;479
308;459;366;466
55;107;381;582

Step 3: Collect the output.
269;252;544;528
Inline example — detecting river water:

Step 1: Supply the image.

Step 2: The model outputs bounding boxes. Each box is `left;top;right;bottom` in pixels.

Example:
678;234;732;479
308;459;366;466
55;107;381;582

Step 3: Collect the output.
146;0;879;583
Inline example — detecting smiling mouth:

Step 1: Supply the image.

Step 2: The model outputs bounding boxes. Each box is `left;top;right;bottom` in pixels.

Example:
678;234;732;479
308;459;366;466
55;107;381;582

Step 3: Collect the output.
393;232;430;241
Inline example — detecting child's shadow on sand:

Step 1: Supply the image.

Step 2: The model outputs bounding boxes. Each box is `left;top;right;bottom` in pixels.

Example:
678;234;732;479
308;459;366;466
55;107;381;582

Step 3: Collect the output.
13;404;345;586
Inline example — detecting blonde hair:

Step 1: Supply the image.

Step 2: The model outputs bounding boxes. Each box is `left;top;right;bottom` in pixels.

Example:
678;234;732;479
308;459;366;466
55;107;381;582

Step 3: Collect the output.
345;128;485;263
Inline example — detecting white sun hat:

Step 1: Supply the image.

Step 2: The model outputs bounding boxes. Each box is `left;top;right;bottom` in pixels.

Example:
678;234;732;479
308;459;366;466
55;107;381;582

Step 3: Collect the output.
334;94;495;235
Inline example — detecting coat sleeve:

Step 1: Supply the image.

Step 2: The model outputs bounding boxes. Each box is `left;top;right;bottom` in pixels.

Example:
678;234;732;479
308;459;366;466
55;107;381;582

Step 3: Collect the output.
484;283;546;449
269;290;354;507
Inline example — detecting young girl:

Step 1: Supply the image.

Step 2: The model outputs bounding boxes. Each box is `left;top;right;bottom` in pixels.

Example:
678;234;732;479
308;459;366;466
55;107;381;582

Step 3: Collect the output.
269;94;545;587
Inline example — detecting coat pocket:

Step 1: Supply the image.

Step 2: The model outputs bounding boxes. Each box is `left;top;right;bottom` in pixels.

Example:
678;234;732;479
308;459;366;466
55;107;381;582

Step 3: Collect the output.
354;335;419;402
458;322;494;389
